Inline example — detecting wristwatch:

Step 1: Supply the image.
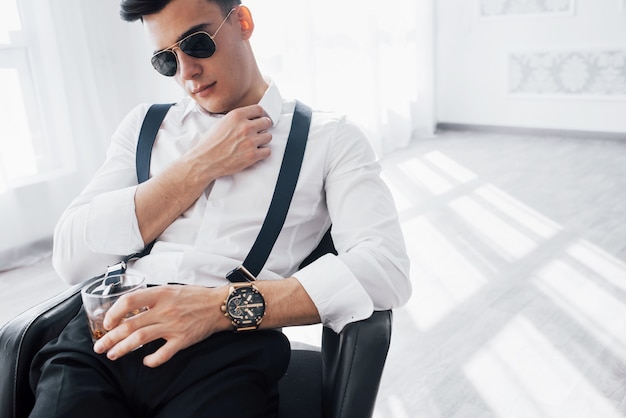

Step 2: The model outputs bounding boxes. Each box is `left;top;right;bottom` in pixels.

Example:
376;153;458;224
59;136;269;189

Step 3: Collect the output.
221;282;266;331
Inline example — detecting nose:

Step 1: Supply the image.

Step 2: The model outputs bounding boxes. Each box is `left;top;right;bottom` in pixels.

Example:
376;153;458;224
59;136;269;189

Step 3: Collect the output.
173;48;201;80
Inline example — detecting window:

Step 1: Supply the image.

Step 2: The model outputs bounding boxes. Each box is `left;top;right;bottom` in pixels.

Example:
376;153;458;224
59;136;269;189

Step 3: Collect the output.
0;0;53;192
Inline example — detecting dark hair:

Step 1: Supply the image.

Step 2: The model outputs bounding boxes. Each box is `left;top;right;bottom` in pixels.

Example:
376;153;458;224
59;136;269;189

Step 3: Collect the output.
120;0;241;22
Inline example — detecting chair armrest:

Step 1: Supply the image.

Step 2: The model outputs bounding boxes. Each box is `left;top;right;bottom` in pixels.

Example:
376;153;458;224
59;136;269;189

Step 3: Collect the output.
0;281;85;418
321;310;393;418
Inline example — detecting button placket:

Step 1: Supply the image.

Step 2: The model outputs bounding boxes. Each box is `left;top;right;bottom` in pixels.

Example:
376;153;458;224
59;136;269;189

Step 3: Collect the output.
195;177;231;248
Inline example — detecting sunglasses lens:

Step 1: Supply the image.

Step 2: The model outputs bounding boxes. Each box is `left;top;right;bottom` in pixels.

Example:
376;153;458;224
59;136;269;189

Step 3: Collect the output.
151;51;177;77
150;33;217;77
180;32;216;59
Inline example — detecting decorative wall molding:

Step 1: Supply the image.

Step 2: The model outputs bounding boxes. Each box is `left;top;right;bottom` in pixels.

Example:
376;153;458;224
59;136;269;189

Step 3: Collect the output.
481;0;575;17
509;49;626;97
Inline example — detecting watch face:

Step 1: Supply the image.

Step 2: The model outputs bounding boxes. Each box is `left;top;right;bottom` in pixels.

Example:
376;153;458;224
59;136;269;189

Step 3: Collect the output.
227;286;266;327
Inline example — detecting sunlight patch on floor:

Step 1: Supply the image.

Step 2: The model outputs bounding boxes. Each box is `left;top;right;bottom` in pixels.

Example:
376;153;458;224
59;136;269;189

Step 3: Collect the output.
567;240;626;292
398;157;455;195
475;185;562;240
376;394;413;418
464;315;622;418
534;252;626;360
402;216;488;331
423;150;477;183
449;195;539;262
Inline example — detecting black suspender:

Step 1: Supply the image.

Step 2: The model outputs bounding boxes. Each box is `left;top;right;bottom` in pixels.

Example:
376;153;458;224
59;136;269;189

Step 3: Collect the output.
103;103;175;280
136;103;174;184
227;101;311;282
114;100;331;283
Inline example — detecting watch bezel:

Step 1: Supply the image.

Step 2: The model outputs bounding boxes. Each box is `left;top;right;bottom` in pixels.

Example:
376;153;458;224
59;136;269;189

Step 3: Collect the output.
222;283;266;331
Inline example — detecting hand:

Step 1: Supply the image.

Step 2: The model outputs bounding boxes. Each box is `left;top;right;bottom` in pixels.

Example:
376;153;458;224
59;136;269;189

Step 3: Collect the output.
189;104;273;180
133;105;272;245
93;284;230;368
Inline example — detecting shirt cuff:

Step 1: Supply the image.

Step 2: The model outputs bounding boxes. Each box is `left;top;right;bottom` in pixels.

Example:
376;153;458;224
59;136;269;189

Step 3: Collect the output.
85;186;145;255
293;253;374;333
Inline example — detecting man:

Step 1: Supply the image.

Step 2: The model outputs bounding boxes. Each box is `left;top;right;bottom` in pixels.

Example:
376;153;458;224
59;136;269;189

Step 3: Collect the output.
30;0;411;416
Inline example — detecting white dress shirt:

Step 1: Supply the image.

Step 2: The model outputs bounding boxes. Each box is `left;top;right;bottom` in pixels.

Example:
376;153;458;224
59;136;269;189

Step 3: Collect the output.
53;81;411;332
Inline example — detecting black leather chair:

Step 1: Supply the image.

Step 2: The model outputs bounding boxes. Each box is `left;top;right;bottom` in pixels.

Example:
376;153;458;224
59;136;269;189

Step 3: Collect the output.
0;280;392;418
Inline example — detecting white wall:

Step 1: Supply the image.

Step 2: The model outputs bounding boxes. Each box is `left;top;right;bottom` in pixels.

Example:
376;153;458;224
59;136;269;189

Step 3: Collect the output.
436;0;626;133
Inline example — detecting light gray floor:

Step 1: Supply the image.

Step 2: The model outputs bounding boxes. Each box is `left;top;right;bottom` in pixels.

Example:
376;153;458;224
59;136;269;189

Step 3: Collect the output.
2;128;626;417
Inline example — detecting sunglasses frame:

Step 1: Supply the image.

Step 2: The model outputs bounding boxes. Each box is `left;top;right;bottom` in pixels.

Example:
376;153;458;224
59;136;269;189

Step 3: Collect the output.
151;7;237;76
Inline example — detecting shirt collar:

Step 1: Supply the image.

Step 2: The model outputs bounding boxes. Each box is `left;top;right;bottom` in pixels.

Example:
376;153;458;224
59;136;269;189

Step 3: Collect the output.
180;78;282;127
258;79;282;127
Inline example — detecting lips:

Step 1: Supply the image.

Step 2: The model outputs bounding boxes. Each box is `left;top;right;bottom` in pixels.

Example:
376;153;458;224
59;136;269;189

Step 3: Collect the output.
191;81;216;97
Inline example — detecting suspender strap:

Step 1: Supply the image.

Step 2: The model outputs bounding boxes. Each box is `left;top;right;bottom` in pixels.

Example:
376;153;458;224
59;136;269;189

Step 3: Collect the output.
136;103;174;183
128;103;174;259
104;104;173;281
109;101;313;283
227;100;312;282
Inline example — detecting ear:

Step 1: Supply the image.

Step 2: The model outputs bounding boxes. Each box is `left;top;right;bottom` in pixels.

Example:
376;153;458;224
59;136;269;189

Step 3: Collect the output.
236;5;254;39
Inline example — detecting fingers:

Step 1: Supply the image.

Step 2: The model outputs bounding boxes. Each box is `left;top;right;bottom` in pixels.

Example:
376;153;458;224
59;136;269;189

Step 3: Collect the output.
95;306;181;363
98;321;157;360
102;288;156;330
93;285;228;366
242;115;272;149
192;105;274;179
236;103;265;120
228;104;272;131
99;322;186;368
143;340;180;368
255;114;273;133
232;108;272;144
94;301;153;357
94;287;164;356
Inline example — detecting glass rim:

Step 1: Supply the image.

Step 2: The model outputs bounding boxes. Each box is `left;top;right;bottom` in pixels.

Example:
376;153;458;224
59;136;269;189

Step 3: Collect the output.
81;274;145;300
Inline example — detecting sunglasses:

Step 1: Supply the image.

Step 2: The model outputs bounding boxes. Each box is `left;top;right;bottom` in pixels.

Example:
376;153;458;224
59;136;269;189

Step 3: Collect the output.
151;7;236;77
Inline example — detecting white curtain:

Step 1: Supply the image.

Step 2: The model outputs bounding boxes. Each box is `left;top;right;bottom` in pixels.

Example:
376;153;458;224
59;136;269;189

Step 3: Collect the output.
1;0;178;269
1;0;434;269
247;0;435;155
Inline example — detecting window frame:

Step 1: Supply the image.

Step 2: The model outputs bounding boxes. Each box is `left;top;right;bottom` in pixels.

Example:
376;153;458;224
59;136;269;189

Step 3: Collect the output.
0;0;76;192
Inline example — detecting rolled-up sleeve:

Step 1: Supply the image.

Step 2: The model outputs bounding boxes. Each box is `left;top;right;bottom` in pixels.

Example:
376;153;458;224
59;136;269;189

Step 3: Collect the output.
294;115;411;333
52;105;148;284
295;253;374;332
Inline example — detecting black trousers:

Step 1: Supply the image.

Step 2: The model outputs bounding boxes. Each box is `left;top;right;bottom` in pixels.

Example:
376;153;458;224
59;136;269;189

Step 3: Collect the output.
29;308;291;418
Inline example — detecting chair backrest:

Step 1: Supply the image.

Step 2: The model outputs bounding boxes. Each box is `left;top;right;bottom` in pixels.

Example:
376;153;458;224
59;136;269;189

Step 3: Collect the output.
0;284;84;417
322;310;393;417
277;310;392;418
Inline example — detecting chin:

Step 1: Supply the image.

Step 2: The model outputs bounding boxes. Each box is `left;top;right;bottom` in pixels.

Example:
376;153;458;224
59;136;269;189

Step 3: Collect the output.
195;97;229;115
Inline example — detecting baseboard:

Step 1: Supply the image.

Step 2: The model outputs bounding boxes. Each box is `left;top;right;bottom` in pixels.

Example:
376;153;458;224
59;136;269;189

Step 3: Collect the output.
436;123;626;141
